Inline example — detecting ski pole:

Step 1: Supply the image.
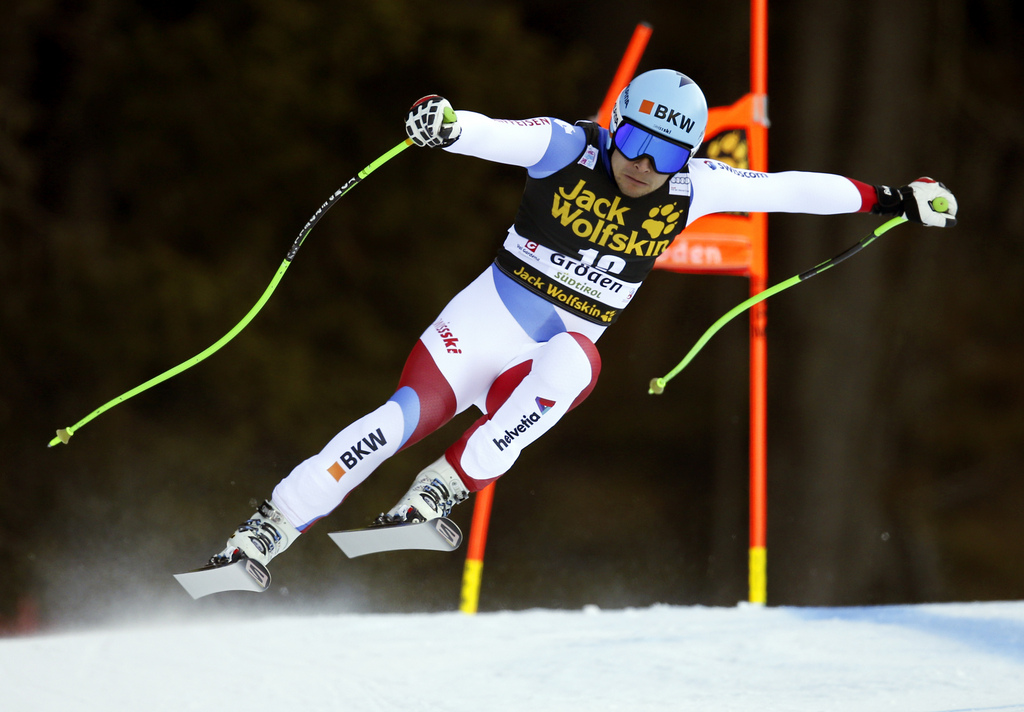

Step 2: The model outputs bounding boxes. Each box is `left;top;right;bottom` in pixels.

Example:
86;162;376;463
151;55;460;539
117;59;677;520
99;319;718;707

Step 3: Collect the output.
648;214;914;395
49;136;415;447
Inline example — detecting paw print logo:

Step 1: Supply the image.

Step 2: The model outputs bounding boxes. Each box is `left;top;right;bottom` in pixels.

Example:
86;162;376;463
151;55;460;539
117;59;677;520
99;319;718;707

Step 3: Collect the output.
705;130;749;169
642;204;681;239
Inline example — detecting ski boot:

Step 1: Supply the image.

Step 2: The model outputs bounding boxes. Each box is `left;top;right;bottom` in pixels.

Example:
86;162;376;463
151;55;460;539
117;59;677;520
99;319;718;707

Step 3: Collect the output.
210;499;301;568
375;455;470;525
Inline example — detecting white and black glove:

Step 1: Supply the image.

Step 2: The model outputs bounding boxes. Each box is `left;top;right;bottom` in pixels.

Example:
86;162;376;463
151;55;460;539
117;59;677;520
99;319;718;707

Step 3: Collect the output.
405;95;461;148
872;177;958;227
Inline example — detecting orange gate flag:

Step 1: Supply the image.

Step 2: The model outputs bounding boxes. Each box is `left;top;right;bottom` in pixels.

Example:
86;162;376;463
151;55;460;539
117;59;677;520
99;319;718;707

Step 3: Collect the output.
654;93;767;278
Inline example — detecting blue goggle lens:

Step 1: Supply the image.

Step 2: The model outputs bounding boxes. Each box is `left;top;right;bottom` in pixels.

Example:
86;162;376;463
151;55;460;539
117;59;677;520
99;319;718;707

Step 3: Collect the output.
613;122;692;174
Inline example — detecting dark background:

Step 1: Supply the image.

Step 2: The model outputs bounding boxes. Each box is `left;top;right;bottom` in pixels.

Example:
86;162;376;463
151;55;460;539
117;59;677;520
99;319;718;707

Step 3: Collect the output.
3;0;1022;631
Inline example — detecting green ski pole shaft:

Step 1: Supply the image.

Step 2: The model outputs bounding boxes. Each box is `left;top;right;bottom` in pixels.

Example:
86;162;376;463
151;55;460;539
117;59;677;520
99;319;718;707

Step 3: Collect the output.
49;138;414;447
649;216;908;395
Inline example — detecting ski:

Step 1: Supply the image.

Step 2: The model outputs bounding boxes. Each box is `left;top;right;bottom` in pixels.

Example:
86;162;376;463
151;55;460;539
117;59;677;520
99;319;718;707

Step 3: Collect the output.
175;519;461;598
174;555;271;599
328;517;463;558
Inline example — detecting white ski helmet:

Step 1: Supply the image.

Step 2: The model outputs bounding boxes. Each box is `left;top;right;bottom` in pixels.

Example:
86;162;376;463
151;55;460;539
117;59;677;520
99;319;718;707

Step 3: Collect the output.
610;69;708;173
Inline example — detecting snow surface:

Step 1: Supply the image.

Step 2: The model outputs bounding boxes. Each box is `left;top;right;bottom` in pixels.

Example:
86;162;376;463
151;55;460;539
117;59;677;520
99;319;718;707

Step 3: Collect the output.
3;601;1024;711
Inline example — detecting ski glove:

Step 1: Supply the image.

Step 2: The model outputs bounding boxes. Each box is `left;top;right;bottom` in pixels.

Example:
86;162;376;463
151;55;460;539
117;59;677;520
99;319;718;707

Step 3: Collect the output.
872;177;958;228
405;95;461;148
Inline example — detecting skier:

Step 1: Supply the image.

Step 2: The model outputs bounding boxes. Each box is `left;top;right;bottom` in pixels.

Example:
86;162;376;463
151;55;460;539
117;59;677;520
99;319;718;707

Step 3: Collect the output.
202;69;957;573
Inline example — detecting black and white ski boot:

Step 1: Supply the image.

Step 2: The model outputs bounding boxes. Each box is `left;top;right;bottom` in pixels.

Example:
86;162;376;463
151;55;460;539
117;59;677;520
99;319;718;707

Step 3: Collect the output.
375;455;470;525
214;499;301;567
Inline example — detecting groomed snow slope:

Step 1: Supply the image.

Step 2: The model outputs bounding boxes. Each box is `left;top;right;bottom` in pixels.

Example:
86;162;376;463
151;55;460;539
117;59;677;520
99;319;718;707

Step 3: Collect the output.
3;602;1024;711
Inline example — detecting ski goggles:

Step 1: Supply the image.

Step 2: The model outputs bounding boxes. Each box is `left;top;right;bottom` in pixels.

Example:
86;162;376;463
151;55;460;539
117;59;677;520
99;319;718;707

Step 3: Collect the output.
612;120;693;174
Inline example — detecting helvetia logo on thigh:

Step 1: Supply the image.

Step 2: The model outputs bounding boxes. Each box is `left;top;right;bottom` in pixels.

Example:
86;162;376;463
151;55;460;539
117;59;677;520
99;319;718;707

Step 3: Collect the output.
492;400;556;452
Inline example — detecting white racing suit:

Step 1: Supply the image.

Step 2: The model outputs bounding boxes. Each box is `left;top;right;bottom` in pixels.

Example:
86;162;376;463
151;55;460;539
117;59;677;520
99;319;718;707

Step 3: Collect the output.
272;111;877;531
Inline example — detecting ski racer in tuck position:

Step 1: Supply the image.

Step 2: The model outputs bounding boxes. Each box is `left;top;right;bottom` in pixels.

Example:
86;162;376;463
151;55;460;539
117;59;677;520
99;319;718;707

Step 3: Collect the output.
196;69;958;579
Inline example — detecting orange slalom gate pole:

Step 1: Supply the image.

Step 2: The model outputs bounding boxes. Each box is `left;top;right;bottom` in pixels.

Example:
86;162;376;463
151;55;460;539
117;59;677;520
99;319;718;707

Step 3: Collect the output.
596;22;653;128
748;0;770;605
458;24;653;614
459;482;496;614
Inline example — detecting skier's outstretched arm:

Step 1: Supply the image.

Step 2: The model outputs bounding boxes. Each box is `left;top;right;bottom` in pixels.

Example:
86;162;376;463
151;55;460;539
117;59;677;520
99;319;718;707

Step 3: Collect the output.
404;94;586;176
687;159;957;228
